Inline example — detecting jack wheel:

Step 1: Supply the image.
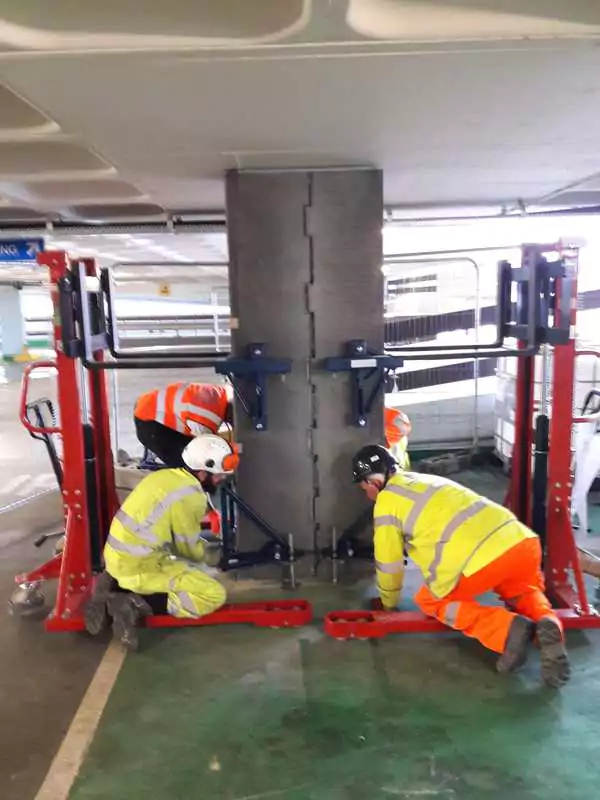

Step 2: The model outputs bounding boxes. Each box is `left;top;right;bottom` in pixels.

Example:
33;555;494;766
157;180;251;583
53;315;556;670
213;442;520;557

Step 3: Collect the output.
8;582;46;617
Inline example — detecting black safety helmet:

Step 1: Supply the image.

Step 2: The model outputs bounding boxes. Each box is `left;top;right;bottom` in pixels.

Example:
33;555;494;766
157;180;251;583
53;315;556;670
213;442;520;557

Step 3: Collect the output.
352;444;398;484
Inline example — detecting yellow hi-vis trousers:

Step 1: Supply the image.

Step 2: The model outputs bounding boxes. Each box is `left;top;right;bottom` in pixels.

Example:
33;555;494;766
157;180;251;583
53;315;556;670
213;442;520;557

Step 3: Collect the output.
112;557;226;619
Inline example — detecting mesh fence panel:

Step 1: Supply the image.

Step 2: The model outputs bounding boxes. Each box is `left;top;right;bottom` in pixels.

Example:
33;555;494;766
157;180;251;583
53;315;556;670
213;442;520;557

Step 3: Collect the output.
494;349;600;465
384;258;499;450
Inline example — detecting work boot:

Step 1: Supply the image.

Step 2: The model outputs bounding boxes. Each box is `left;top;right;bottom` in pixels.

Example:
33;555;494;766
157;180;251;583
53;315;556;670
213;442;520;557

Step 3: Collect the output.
496;615;535;674
84;571;117;636
537;617;571;688
108;593;152;652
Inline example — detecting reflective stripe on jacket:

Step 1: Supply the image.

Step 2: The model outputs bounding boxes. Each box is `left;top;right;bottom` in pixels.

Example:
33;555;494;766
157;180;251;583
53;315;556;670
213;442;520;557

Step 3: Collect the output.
104;468;209;578
134;383;228;435
373;472;535;607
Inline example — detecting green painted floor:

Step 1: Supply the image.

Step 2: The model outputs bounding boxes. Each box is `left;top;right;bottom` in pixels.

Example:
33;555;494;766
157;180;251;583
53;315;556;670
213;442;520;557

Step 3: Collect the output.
69;467;600;800
69;581;600;800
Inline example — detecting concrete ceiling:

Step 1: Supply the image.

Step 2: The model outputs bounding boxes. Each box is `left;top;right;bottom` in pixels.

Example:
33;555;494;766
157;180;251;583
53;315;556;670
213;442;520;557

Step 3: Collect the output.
0;1;600;222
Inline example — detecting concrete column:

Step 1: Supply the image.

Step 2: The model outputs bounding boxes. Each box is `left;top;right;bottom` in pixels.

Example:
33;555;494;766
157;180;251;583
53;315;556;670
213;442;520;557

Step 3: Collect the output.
0;287;25;358
226;169;383;563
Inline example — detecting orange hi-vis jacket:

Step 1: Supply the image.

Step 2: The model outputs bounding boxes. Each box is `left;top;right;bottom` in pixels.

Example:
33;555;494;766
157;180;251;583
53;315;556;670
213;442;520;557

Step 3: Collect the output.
385;407;412;468
384;407;411;444
135;383;229;436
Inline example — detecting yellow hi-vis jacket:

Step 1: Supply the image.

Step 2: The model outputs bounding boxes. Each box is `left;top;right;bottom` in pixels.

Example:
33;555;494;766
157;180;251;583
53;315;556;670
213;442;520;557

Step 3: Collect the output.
104;468;209;579
373;471;536;608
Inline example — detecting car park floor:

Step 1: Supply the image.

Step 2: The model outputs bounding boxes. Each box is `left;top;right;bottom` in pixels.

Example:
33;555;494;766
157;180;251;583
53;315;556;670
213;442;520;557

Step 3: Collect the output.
2;466;600;800
69;580;600;800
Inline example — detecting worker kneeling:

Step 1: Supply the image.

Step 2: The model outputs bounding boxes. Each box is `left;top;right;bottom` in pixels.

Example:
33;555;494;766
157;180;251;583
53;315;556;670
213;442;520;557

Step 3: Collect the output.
85;435;238;650
352;445;570;688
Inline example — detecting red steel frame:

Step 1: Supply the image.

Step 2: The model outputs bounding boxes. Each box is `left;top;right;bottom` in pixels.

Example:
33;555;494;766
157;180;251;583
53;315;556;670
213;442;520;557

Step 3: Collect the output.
15;251;312;633
325;243;600;640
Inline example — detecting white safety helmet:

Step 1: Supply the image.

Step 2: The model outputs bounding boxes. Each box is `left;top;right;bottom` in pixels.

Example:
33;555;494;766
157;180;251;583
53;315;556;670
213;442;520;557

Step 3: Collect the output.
182;434;239;475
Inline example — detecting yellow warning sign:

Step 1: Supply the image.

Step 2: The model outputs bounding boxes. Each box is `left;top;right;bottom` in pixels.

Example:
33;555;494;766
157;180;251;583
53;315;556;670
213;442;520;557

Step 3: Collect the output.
158;284;171;296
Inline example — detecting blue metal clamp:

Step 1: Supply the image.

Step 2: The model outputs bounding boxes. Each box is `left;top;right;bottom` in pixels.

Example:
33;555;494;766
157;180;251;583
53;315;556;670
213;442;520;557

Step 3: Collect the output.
323;339;404;427
215;343;292;431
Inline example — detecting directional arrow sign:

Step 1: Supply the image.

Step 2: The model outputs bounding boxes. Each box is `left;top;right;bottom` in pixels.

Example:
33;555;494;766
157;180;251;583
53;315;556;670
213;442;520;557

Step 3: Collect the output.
0;238;45;263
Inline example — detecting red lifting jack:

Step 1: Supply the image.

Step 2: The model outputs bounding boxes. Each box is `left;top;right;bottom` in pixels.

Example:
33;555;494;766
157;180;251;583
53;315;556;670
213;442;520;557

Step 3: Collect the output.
11;251;312;635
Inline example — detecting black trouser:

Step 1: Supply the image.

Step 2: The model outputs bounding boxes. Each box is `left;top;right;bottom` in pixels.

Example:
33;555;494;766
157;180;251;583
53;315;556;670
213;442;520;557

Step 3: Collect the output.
134;417;193;468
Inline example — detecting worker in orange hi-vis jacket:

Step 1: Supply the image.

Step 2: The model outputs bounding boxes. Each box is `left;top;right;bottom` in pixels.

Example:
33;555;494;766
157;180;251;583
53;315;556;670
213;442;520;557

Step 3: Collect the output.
384;406;412;469
134;382;234;468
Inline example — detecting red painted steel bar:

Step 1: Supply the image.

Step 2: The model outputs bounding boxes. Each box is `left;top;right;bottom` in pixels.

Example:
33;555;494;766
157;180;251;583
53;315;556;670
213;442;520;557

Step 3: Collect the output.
324;607;600;640
15;554;62;585
145;600;313;629
19;361;61;435
44;600;312;633
544;247;591;612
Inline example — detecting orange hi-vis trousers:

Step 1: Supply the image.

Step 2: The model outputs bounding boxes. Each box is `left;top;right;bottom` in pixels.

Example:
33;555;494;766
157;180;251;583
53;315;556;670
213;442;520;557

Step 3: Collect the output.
414;537;559;653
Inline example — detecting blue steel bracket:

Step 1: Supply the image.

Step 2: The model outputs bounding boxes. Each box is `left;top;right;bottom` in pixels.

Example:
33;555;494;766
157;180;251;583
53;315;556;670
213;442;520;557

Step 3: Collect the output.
323;339;404;427
214;343;292;431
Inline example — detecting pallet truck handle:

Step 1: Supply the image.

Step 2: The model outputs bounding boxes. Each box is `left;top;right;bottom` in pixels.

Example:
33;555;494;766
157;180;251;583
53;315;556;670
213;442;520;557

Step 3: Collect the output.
20;362;62;435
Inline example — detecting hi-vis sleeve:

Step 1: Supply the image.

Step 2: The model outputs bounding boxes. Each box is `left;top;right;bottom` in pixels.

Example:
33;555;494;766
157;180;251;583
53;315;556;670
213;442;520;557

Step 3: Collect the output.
170;490;209;563
373;513;405;610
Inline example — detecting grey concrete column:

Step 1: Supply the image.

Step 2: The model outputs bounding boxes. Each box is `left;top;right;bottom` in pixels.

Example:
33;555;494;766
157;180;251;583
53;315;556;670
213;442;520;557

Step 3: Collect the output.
226;169;383;562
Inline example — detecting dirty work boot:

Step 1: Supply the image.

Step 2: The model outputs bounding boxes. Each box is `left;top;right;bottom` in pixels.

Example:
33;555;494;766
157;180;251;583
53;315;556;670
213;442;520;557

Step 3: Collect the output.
84;572;117;636
496;615;535;674
537;617;571;688
108;593;152;652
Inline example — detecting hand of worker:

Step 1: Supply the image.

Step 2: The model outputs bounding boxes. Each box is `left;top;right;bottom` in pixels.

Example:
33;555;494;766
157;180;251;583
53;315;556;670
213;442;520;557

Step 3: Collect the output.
369;597;385;611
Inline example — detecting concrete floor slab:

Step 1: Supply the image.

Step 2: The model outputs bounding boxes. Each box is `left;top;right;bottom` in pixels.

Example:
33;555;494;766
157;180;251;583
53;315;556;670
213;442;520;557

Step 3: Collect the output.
0;534;106;800
68;582;600;800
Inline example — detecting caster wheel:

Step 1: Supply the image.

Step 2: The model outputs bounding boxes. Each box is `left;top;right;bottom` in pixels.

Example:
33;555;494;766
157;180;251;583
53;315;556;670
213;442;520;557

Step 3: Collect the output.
8;582;46;617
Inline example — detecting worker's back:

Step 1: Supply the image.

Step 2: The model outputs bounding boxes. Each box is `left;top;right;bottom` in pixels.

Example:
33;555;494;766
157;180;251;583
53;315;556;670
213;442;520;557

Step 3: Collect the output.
375;471;534;597
105;468;208;577
135;383;229;435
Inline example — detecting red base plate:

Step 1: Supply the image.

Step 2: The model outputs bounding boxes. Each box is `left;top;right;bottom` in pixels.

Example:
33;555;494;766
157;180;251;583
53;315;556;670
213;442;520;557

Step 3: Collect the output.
146;599;312;628
324;607;600;639
45;599;312;633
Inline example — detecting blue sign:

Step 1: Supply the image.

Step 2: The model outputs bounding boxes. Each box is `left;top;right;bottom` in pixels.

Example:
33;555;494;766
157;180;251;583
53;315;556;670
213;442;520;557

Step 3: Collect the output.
0;238;44;262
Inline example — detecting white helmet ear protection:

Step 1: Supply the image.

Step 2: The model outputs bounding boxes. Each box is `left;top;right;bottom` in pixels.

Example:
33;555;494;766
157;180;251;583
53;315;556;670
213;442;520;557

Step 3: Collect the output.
182;434;239;474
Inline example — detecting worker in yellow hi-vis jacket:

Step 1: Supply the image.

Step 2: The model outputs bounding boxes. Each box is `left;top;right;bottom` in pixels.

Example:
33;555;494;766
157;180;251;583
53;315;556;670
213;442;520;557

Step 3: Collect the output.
84;434;239;650
351;444;570;688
